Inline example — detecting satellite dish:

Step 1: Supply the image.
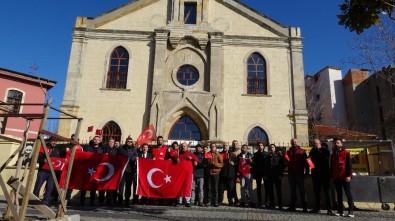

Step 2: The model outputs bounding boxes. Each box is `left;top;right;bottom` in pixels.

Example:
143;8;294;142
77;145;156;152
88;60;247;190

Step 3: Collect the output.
25;145;33;154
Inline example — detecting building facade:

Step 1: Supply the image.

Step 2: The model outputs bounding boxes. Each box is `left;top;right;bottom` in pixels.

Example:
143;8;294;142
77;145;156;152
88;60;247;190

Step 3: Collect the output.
0;67;56;140
305;66;347;128
59;0;308;145
344;69;395;140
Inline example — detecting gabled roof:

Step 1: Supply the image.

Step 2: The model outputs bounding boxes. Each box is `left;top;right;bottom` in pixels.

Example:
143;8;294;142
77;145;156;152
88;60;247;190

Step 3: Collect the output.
81;0;296;37
313;125;377;140
0;67;57;89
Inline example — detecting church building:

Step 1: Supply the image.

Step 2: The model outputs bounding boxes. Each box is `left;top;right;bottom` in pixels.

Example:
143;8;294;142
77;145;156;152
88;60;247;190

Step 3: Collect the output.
59;0;308;145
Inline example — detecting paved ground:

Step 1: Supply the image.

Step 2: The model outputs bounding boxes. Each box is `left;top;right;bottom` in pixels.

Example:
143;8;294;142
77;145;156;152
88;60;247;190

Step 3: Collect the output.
2;201;395;221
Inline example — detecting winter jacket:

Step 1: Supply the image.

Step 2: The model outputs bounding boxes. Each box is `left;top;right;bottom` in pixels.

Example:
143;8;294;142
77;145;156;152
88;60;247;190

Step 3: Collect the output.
286;146;309;176
331;148;352;181
252;151;268;177
120;144;138;173
193;152;207;178
265;151;285;177
309;146;331;178
219;151;237;179
206;151;223;175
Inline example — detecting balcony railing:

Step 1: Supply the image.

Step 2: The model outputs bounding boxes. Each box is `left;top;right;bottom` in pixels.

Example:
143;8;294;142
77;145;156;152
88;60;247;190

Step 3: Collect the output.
106;71;128;89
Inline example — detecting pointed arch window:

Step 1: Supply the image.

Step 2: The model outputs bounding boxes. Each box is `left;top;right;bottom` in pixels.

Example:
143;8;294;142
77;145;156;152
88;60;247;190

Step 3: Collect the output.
6;90;23;113
169;115;202;141
106;46;129;89
248;126;269;146
102;121;122;144
247;53;267;94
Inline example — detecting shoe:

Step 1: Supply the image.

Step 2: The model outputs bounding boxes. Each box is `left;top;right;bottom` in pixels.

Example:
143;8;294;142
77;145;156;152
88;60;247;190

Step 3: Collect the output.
346;213;355;218
303;208;308;213
198;203;204;207
309;209;320;213
213;204;219;207
249;203;256;208
327;211;335;216
278;207;284;211
335;213;344;217
285;207;296;212
239;203;246;207
185;203;191;207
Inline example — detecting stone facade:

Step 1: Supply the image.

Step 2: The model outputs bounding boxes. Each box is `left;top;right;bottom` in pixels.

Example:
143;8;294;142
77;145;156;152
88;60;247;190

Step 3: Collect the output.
59;0;308;145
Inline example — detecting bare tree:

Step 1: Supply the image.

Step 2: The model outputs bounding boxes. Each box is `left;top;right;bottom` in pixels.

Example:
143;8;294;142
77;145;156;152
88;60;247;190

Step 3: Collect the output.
347;19;395;84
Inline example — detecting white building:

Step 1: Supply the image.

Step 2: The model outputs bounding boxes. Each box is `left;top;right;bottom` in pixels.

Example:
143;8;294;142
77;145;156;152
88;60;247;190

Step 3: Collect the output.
305;66;347;128
59;0;308;145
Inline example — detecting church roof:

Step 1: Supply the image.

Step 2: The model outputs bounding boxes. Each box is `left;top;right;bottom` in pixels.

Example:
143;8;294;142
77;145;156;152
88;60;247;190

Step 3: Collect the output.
81;0;297;37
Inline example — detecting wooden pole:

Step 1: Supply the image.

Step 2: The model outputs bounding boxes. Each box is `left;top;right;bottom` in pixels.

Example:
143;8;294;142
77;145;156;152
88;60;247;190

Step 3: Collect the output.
18;104;49;220
56;118;82;218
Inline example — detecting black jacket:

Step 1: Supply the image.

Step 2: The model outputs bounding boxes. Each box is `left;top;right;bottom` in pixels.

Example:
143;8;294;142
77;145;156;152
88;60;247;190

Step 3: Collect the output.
106;146;122;156
219;151;237;179
138;152;153;159
252;151;268;177
193;151;207;178
83;144;106;154
264;151;285;177
120;144;138;173
309;146;331;178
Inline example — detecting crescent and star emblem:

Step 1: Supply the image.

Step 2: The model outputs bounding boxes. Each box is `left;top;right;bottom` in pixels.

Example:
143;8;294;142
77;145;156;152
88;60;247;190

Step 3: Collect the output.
52;160;62;168
86;162;115;182
147;168;172;189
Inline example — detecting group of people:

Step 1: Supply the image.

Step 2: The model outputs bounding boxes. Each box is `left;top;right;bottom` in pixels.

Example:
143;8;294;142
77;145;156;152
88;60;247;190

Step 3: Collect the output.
33;135;355;218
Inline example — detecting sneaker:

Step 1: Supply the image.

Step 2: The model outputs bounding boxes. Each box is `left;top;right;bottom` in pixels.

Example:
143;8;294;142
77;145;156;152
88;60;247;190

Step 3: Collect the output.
309;209;320;213
239;203;246;207
185;203;191;208
198;202;204;207
347;213;355;218
335;213;344;217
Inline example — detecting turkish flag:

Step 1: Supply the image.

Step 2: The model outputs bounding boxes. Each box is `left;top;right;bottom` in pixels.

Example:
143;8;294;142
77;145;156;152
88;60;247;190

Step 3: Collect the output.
307;158;315;169
87;126;93;132
238;158;251;177
95;129;103;135
60;152;128;191
170;149;179;157
137;124;157;145
42;157;66;171
137;158;193;198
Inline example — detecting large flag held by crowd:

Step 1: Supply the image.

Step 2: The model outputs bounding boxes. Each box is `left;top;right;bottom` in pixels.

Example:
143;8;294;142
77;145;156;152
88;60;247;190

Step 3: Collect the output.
136;158;193;198
61;152;129;191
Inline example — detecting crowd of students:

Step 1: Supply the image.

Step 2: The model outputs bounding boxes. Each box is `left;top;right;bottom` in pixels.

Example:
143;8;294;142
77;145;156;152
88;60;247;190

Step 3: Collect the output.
33;136;355;218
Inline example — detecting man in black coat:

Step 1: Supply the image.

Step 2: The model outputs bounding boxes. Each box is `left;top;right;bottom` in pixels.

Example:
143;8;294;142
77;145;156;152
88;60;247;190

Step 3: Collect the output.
309;139;333;215
118;137;138;207
252;142;269;207
191;144;207;206
265;144;285;210
218;142;237;206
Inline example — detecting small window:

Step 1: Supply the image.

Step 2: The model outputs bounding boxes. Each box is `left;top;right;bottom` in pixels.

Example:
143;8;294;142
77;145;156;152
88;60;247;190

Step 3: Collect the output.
184;2;197;24
6;90;23;114
177;65;199;86
106;47;129;89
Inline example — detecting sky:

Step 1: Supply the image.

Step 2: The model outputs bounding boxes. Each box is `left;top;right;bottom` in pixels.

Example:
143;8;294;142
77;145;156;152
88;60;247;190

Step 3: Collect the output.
0;0;359;117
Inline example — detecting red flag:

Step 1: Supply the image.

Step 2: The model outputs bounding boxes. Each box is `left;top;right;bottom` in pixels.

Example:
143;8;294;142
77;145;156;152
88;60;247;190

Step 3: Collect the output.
221;153;229;160
204;152;212;159
285;153;290;161
238;158;251;177
137;158;193;198
60;152;128;191
137;124;157;145
307;158;315;169
170;149;179;157
95;129;103;135
42;157;66;171
87;126;93;132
